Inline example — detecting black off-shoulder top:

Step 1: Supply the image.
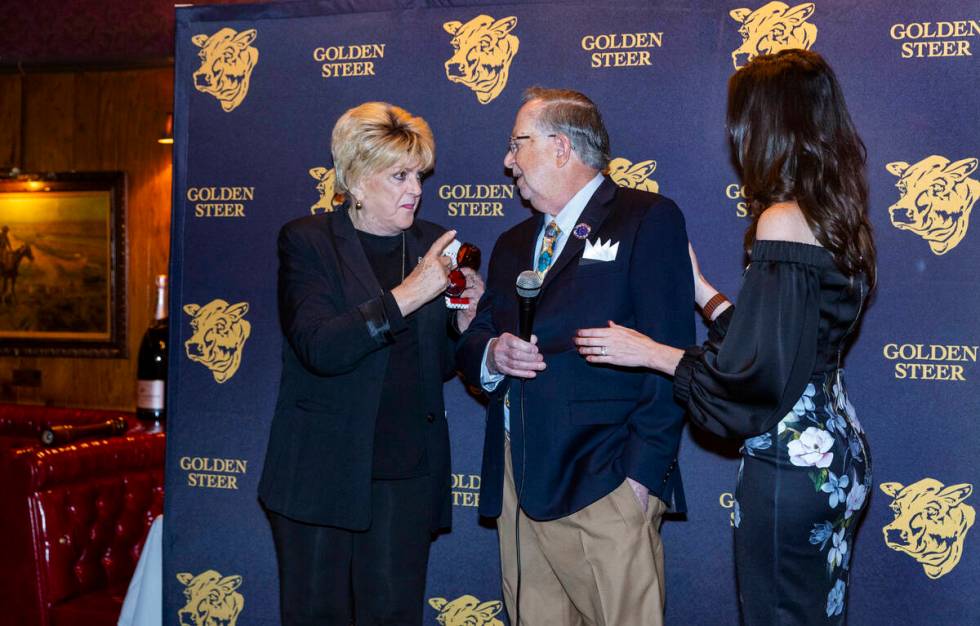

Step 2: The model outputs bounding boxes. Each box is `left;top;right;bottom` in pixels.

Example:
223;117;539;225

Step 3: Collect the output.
673;240;866;439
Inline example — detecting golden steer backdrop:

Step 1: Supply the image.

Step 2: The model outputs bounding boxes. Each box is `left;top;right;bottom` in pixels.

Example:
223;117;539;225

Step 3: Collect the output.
880;478;975;579
184;299;252;383
886;156;978;255
608;157;659;193
429;595;504;626
730;2;817;69
309;167;340;214
192;28;259;112
443;15;519;104
176;570;244;626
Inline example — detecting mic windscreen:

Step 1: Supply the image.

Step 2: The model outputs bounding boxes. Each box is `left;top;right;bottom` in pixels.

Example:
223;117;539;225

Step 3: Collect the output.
516;270;542;298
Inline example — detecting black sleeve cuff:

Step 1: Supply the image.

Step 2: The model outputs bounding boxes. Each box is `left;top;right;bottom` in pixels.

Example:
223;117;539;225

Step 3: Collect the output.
358;294;407;345
673;346;704;405
708;305;735;343
380;292;408;334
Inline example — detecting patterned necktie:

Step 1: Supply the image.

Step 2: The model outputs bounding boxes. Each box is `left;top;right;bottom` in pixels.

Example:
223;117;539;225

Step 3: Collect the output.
536;220;561;276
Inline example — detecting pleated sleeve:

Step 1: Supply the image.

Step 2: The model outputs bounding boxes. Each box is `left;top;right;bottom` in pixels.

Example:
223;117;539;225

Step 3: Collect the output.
673;241;828;439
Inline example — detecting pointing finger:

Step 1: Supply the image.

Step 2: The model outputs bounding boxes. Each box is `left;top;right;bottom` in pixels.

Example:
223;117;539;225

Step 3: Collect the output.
427;230;458;258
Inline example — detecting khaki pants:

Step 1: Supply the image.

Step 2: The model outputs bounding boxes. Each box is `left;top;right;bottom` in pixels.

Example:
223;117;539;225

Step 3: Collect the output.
499;437;667;626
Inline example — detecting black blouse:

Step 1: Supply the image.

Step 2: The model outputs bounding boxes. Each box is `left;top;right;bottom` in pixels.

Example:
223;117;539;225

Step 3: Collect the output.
356;229;427;479
673;240;866;439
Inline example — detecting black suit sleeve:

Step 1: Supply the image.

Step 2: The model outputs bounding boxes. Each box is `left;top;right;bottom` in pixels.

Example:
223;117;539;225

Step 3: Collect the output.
673;257;821;439
624;200;696;491
277;223;407;376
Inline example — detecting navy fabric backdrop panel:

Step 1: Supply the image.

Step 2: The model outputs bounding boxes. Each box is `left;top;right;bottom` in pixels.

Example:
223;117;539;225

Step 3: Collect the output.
165;1;979;624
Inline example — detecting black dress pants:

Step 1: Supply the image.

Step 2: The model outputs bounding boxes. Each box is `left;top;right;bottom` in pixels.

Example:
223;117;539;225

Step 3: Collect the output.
267;475;433;626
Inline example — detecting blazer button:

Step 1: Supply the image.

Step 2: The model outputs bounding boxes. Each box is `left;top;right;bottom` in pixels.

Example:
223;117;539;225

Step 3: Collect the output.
426;413;435;423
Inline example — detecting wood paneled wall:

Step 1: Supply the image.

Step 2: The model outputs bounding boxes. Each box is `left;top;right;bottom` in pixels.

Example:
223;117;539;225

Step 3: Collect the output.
0;68;174;409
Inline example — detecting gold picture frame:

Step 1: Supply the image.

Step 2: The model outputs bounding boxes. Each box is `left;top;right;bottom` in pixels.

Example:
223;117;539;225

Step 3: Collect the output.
0;172;127;357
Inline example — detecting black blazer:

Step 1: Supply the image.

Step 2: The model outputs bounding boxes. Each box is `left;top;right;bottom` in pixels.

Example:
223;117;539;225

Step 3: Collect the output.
258;208;455;531
457;178;695;521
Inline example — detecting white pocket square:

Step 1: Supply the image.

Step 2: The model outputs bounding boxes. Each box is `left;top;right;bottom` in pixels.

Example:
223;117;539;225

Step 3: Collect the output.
582;238;619;262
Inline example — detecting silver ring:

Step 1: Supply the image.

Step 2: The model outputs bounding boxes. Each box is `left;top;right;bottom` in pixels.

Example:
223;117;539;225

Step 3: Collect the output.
600;346;607;356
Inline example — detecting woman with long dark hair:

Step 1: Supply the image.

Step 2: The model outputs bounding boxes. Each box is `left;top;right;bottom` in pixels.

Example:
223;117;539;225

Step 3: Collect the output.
574;49;876;624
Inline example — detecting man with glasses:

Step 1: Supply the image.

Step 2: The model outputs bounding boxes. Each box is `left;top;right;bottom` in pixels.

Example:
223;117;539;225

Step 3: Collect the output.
457;87;695;625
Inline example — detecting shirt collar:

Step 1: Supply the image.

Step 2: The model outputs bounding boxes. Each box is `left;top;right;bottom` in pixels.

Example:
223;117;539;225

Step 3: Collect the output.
547;172;605;236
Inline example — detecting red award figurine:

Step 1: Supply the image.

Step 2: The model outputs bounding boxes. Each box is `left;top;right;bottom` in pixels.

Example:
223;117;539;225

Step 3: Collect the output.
446;242;481;308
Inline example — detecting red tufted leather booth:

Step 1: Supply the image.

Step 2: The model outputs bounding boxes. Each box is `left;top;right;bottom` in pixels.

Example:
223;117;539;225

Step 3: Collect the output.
0;404;164;626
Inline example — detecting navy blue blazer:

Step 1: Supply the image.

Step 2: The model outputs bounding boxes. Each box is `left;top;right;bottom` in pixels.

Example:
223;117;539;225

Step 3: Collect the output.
457;178;694;521
258;208;456;531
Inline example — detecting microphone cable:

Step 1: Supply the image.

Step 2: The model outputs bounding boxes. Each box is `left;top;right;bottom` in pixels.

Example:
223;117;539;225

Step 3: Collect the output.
514;377;528;626
511;269;540;626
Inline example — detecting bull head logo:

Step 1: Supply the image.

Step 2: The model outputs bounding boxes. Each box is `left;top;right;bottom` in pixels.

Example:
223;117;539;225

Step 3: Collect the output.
729;2;817;69
608;157;660;193
309;167;341;214
429;595;504;626
443;15;519;104
191;28;259;112
880;478;975;579
176;570;244;626
183;299;251;383
886;156;978;255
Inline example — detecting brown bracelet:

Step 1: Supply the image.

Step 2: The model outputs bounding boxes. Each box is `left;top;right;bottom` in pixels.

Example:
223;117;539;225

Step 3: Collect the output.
702;292;730;320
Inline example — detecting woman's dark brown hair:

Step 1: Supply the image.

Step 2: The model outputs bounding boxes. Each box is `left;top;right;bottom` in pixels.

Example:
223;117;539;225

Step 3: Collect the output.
727;49;876;287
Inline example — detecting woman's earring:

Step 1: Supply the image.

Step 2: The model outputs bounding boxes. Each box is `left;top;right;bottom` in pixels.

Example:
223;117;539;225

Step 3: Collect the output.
355;200;362;210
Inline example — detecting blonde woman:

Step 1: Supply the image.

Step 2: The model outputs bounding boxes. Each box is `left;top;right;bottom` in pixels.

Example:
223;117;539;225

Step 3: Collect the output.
259;102;483;625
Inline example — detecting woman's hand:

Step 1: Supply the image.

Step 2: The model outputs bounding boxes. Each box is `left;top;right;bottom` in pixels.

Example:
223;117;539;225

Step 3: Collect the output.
575;321;656;368
689;243;732;321
454;267;485;333
574;321;684;375
688;242;716;308
392;230;455;316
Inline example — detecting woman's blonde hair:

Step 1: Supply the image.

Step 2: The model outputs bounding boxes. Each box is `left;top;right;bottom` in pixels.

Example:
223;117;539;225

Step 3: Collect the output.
331;102;435;198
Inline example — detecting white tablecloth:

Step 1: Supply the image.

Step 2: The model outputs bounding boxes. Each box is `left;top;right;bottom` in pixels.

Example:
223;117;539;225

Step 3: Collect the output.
118;514;163;626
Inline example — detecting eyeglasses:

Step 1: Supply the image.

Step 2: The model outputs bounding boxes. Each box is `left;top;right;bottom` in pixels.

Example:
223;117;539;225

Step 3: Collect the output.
508;133;556;155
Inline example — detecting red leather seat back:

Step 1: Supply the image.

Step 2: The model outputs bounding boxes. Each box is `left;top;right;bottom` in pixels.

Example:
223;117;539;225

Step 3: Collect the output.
0;403;164;626
28;437;164;605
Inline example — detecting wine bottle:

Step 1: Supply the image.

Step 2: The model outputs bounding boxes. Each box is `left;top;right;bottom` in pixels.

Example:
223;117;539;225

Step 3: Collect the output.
137;274;168;429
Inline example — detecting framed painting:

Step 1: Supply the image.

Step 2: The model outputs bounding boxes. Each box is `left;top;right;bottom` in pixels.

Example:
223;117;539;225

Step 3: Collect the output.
0;172;127;357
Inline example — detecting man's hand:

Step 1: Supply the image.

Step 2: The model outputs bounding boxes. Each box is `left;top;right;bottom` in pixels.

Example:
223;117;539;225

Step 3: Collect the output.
487;333;546;379
454;267;485;333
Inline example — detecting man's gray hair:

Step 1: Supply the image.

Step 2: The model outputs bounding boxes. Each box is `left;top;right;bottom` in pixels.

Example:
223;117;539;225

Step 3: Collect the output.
523;87;610;170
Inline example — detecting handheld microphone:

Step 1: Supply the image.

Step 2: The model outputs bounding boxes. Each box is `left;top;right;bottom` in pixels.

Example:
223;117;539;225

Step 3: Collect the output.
513;270;542;626
515;270;542;342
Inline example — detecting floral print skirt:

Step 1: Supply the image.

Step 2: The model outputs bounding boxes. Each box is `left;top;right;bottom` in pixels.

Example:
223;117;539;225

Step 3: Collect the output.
733;370;871;625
